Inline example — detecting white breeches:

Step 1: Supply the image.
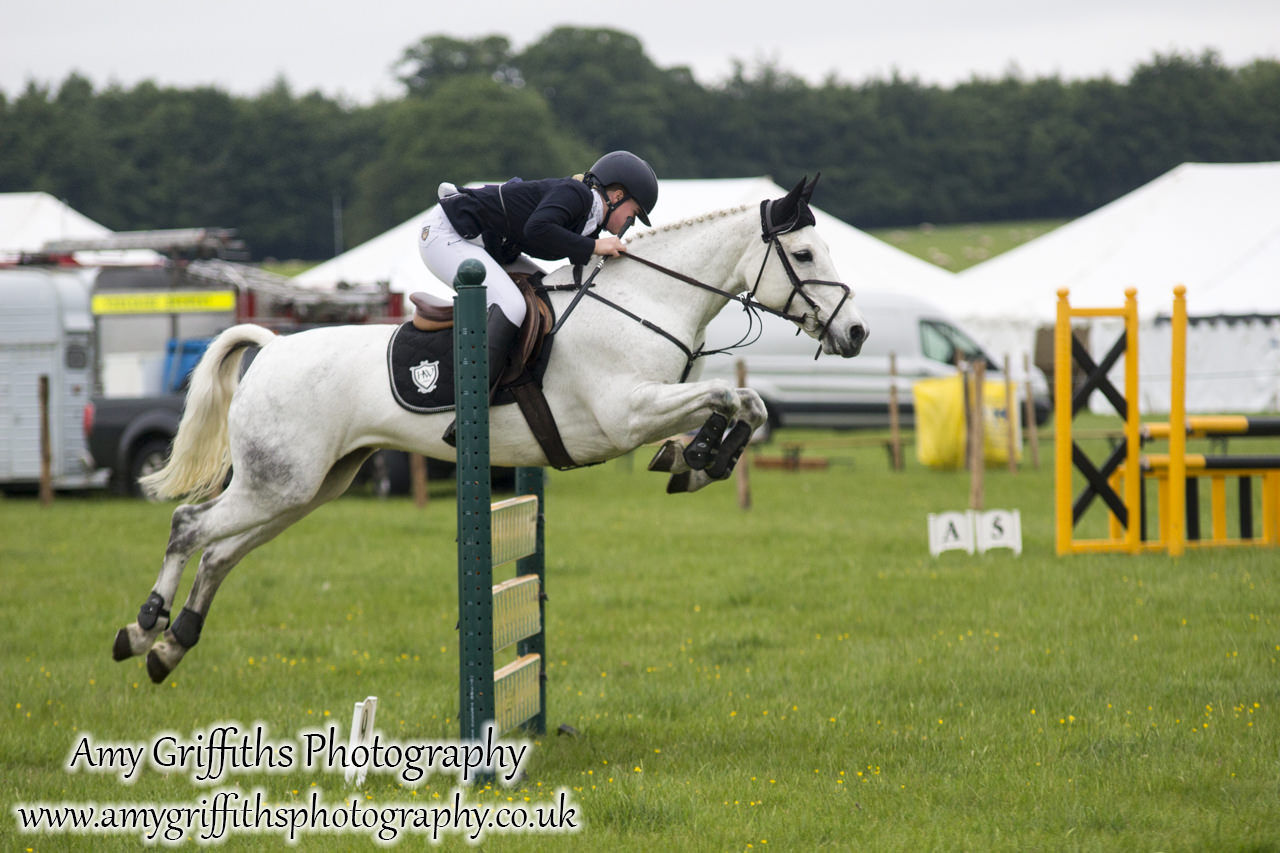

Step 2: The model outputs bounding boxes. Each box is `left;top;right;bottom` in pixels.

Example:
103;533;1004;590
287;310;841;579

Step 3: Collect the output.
416;206;532;326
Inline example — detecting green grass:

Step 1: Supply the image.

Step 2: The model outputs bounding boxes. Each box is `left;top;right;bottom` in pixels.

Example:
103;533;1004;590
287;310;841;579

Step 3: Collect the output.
3;429;1279;851
869;219;1067;271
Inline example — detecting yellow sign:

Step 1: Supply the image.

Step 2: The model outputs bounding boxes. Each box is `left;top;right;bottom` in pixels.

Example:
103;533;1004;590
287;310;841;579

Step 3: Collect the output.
92;290;237;315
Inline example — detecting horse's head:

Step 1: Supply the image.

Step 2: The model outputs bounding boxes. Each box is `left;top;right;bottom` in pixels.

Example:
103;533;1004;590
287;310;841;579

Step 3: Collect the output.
747;176;868;357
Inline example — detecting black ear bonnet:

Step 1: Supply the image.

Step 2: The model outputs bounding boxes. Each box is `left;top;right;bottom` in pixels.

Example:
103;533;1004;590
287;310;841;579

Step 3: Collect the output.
760;174;820;240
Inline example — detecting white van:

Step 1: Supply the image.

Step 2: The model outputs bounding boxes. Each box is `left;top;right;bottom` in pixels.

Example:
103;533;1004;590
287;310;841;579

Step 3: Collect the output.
693;289;1051;430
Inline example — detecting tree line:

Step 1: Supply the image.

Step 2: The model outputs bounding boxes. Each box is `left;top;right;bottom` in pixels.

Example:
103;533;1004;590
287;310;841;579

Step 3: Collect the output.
2;27;1278;260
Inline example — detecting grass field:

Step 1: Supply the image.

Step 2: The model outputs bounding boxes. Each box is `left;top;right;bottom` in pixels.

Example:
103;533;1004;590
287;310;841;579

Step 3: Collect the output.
3;425;1278;851
868;219;1067;271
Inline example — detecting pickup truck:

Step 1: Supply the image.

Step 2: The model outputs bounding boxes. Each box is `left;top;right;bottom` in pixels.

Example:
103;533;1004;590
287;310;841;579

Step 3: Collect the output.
84;395;184;496
84;394;429;498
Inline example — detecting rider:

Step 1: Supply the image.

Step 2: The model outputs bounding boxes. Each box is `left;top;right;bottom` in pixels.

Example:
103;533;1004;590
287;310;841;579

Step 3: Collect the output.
417;150;659;387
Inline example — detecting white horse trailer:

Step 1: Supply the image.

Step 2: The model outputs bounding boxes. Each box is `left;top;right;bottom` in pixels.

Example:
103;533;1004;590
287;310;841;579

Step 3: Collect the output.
0;267;107;491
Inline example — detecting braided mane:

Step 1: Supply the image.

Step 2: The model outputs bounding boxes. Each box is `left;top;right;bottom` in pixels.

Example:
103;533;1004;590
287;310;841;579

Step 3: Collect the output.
627;204;752;243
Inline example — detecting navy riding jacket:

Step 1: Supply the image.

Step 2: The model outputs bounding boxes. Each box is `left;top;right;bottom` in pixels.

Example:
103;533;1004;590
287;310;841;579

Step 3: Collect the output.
439;178;601;267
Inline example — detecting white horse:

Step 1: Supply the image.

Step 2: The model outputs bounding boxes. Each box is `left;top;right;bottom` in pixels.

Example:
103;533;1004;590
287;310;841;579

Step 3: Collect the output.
114;176;868;683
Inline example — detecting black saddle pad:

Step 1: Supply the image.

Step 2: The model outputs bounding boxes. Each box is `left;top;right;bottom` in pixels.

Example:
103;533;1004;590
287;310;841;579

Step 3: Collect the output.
386;322;456;413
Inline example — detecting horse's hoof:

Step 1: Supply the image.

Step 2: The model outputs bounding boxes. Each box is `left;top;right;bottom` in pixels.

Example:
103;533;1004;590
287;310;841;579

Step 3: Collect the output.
146;650;172;684
666;472;692;494
648;440;682;472
112;628;134;661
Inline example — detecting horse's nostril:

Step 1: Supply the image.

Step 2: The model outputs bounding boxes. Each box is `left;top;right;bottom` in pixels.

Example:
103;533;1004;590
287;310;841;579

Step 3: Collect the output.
850;324;868;346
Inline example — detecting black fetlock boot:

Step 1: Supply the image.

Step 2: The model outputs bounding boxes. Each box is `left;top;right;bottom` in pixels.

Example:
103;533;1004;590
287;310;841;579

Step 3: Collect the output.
442;305;522;446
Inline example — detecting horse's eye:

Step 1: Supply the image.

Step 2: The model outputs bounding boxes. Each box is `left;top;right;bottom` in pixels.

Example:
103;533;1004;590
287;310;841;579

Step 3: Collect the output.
793;249;814;263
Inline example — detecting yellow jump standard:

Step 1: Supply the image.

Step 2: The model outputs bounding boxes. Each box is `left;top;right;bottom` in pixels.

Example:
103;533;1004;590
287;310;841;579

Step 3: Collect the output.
1055;286;1280;556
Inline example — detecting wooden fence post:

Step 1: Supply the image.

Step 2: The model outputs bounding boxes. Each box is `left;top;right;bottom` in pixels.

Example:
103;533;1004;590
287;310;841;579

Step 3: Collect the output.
1004;355;1017;473
1023;353;1040;469
888;352;904;471
969;361;985;510
410;454;428;508
39;376;53;506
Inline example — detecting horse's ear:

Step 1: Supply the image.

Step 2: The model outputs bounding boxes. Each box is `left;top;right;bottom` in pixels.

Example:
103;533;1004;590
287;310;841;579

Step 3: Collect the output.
763;176;817;237
803;173;821;202
773;176;807;218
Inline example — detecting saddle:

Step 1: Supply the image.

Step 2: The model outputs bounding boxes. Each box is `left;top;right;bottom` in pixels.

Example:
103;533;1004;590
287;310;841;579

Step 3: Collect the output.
409;273;554;386
403;273;580;470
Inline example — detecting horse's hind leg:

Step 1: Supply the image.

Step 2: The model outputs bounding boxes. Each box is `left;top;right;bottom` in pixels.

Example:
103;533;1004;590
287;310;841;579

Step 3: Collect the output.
113;501;218;662
142;513;293;683
145;449;373;683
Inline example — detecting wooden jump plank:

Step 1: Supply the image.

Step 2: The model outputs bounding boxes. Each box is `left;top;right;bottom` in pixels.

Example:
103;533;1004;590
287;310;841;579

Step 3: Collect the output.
1143;415;1280;440
491;575;541;652
1143;454;1280;471
493;653;542;735
490;495;539;566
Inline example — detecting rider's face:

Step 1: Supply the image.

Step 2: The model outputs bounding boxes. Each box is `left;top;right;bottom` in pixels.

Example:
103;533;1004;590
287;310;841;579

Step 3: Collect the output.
604;191;643;234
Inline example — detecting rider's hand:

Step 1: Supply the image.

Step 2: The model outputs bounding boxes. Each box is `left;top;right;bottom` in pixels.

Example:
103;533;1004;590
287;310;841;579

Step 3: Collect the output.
594;236;628;257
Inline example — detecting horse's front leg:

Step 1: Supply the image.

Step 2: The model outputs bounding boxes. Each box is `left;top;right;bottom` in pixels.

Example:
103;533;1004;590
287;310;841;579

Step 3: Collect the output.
626;380;766;489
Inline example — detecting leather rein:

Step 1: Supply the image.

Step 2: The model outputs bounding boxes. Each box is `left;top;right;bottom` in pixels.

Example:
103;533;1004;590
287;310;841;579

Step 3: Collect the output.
541;202;854;378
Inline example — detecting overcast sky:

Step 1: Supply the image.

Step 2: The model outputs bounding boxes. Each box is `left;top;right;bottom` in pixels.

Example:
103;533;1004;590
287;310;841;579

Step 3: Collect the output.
3;0;1278;102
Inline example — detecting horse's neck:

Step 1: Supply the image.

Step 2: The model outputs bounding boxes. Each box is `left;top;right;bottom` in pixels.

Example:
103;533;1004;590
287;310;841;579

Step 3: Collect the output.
613;209;756;337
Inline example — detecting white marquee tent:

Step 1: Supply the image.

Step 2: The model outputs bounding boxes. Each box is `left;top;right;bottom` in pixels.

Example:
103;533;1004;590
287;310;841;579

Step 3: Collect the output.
945;162;1280;412
296;177;957;306
0;192;160;266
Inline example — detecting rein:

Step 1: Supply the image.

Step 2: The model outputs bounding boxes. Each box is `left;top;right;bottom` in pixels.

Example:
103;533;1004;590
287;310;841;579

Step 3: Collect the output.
542;262;704;381
542;230;852;378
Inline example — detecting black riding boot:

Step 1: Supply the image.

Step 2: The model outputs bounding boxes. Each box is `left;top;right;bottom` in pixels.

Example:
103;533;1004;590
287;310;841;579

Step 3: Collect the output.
442;305;522;446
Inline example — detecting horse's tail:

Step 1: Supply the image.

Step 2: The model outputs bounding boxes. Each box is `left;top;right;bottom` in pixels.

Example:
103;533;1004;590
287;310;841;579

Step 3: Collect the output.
140;324;277;501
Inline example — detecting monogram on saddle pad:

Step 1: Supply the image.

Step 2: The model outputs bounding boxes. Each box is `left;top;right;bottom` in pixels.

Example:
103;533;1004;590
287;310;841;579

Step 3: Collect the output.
388;273;577;469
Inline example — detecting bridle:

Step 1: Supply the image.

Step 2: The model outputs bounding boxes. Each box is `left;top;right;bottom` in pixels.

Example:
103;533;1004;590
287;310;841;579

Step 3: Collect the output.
542;199;854;377
749;197;853;357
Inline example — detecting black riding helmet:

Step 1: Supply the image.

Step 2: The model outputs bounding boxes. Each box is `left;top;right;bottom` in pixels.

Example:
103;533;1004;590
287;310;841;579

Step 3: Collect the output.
585;151;659;226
